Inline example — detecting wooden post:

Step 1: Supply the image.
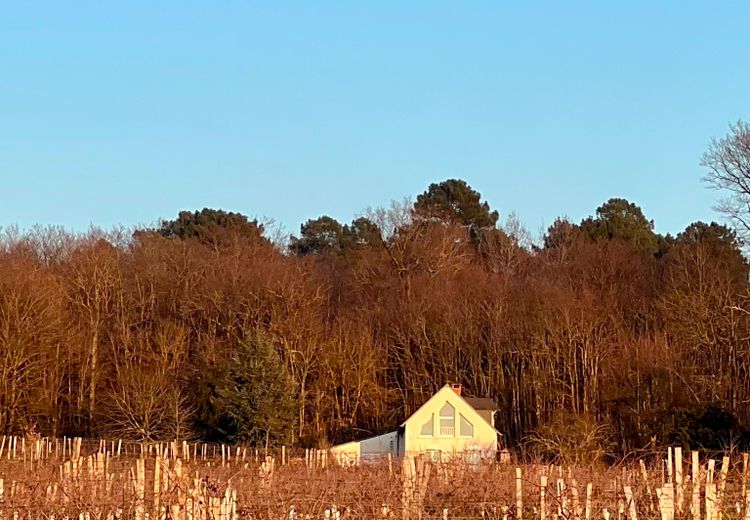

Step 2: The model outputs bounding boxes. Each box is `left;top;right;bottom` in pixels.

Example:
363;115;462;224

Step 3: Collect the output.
135;458;146;520
657;483;675;520
667;447;674;484
402;456;415;520
624;486;638;520
717;456;730;507
557;478;567;518
585;482;593;520
540;475;548;520
175;457;185;519
153;455;161;518
705;481;716;520
675;447;683;513
692;451;701;520
571;479;581;519
516;468;523;520
707;459;715;485
640;460;655;512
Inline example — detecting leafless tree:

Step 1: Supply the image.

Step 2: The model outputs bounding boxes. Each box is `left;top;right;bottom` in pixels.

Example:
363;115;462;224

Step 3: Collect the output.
702;121;750;241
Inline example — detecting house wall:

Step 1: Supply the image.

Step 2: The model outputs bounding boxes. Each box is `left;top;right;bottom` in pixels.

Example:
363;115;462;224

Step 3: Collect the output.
329;440;361;464
330;431;401;462
360;431;400;459
403;386;498;461
475;409;494;428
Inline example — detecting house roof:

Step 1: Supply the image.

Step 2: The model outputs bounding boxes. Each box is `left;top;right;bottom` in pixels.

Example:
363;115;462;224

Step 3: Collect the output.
464;397;499;412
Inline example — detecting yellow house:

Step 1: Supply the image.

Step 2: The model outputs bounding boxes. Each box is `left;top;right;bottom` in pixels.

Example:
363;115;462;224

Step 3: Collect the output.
331;384;501;463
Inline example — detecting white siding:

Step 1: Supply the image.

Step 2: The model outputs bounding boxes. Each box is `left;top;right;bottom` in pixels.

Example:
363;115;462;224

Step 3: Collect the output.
330;431;401;462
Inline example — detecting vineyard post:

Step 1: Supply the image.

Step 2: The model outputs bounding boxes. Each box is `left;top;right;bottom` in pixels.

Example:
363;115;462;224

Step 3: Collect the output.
743;453;749;507
705;466;716;520
571;479;581;519
640;460;654;512
135;457;146;520
624;485;637;520
691;451;700;520
667;447;673;484
717;456;730;508
516;467;523;520
675;447;683;512
153;455;162;518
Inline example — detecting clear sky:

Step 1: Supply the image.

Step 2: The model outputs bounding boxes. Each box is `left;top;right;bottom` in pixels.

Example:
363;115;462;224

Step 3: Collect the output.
2;1;749;239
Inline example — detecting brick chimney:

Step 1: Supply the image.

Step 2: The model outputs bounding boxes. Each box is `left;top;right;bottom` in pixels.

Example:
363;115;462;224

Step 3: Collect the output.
451;384;462;396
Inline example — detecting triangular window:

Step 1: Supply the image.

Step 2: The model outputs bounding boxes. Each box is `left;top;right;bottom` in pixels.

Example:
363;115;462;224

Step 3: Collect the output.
420;414;434;436
459;414;474;437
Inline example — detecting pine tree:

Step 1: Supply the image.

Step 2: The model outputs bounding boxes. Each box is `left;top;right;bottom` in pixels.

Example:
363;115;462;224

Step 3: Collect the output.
219;334;296;447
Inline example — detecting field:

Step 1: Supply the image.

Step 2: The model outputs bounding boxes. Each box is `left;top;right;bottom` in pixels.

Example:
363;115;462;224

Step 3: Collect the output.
0;438;747;520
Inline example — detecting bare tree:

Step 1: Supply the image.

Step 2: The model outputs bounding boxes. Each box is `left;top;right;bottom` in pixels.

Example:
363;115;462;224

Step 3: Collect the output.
702;121;750;240
103;364;194;441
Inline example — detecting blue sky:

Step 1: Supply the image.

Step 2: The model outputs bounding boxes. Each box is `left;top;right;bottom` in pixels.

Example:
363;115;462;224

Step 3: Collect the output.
1;2;748;239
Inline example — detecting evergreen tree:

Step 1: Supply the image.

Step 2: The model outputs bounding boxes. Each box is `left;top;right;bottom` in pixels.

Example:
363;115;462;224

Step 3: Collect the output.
290;215;346;255
219;334;295;447
155;208;267;247
414;179;499;228
580;198;661;254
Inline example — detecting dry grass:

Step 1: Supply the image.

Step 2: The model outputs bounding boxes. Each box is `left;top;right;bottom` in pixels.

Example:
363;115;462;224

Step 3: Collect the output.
0;440;747;519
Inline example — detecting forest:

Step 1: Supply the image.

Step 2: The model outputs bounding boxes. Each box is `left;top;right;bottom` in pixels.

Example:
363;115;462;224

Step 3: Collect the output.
2;122;750;459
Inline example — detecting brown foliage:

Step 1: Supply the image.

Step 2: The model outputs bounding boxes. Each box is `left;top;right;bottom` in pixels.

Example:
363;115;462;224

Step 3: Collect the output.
0;201;749;454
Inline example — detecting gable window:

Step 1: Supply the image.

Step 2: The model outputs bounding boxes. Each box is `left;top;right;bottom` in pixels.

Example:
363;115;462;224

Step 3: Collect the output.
439;402;455;436
459;414;474;437
420;414;434;436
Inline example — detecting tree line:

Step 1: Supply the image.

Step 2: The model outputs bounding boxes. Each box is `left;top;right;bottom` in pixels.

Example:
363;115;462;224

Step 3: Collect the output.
3;122;750;457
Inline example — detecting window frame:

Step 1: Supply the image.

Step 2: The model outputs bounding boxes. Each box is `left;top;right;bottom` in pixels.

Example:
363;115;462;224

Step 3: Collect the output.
419;413;435;437
438;401;456;437
458;413;474;437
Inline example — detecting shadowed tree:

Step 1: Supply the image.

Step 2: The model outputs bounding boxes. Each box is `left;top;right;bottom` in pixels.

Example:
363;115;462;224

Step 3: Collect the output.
155;208;267;249
219;334;296;447
291;216;383;255
542;217;580;251
677;221;743;249
347;217;383;247
414;179;499;228
290;216;346;256
580;198;661;254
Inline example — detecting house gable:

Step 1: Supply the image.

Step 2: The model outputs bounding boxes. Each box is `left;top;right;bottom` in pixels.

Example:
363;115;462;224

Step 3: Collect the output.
400;385;499;458
402;385;495;428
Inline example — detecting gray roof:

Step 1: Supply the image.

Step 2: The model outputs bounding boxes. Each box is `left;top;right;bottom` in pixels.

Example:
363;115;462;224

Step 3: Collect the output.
464;397;499;411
